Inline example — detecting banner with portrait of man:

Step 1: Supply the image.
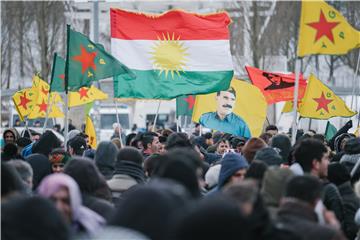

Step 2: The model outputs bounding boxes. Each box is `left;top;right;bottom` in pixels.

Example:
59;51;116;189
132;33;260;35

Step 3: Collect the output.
192;79;267;138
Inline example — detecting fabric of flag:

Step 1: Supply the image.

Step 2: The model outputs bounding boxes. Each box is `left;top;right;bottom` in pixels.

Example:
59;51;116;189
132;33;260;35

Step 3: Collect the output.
245;66;307;104
355;126;360;137
85;115;97;149
110;9;234;99
65;26;134;91
298;0;360;57
68;85;108;108
325;121;337;141
27;76;64;119
298;74;356;119
192;79;267;137
176;95;195;117
281;100;303;113
12;88;36;121
50;53;66;92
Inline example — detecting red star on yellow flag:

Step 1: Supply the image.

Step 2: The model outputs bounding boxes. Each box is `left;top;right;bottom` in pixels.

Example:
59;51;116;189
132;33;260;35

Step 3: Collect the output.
37;99;48;113
72;45;97;74
307;10;340;43
79;87;89;99
313;92;333;113
41;86;49;95
19;92;31;110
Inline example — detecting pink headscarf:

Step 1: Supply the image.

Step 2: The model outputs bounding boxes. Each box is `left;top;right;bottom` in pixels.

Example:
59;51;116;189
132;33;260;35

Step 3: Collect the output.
37;173;105;235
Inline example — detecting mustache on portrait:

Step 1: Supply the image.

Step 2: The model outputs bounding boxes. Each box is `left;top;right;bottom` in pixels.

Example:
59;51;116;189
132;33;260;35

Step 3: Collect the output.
222;104;232;109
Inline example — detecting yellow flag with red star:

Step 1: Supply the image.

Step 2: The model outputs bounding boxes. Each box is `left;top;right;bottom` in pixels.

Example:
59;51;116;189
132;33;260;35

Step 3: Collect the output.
12;88;36;121
85;115;97;149
68;85;108;108
27;75;64;119
298;74;356;119
298;0;360;57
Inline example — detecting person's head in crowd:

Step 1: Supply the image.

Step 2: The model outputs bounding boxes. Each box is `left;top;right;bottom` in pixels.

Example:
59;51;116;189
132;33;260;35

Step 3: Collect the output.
205;164;221;190
204;132;214;147
37;173;105;235
21;129;40;141
254;147;283;166
339;137;360;173
31;132;41;142
77;132;89;148
283;175;323;208
32;130;62;157
334;133;355;153
158;135;167;154
64;157;111;201
245;160;268;187
2;196;70;240
14;118;21;126
328;162;351;186
261;167;294;209
212;131;224;145
313;134;326;143
113;146;145;182
67;129;80;143
223;180;259;216
113;122;122;135
49;148;71;173
53;123;61;133
25;153;52;190
110;179;190;240
16;137;32;153
259;132;273;145
173;195;247;240
7;160;33;190
1;143;21;161
1;163;26;202
141;132;161;156
162;128;174;138
95;141;118;180
215;139;230;155
144;154;165;178
130;132;144;150
155;148;202;198
111;138;122;150
125;133;136;146
3;128;18;145
265;125;278;136
68;136;87;156
294;139;329;178
193;123;201;136
165;132;192;150
242;137;267;163
34;120;41;127
230;137;246;153
218;152;249;190
270;134;292;164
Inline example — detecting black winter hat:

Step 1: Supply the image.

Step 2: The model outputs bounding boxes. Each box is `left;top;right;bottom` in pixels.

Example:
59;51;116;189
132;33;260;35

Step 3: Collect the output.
344;138;360;155
254;147;283;166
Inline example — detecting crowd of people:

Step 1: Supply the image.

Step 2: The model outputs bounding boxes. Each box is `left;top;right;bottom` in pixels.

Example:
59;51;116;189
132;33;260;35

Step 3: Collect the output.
2;119;360;240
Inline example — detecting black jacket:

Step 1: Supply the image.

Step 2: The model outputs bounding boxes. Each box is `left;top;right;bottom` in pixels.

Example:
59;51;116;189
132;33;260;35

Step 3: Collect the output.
82;194;114;222
277;199;345;240
322;181;345;225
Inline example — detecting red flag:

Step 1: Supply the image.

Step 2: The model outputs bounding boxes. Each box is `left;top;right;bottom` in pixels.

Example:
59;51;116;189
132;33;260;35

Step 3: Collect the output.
245;66;307;104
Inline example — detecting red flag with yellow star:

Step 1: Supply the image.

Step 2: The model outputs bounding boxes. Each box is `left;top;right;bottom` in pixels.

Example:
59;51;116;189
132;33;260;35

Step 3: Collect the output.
298;74;356;119
298;0;360;57
65;25;134;91
27;75;64;119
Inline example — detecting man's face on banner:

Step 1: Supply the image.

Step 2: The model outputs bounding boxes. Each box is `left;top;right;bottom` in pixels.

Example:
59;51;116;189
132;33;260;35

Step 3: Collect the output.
216;91;236;116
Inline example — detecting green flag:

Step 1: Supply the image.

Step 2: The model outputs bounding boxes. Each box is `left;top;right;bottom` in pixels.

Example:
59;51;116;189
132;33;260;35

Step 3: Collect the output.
325;121;337;141
176;95;195;117
50;53;65;92
65;25;134;92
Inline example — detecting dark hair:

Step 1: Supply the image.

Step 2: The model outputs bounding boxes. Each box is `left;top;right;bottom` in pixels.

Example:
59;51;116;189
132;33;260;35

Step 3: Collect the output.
216;87;236;98
117;147;143;165
265;125;278;132
204;132;212;140
245;160;268;186
230;137;246;149
165;132;192;150
144;154;165;177
141;132;158;150
2;163;25;197
294;139;328;172
259;133;272;145
285;175;322;205
125;133;137;146
313;134;326;143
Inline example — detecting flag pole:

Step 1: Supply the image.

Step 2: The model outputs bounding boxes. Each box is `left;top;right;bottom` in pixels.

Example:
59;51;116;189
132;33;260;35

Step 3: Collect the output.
64;25;70;151
24;117;33;140
42;94;52;134
114;99;123;148
350;50;360;109
152;101;161;132
291;58;301;145
176;116;180;132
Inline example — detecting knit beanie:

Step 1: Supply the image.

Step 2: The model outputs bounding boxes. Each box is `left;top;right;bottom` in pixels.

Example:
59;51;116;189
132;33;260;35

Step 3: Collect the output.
254;147;283;166
218;153;249;188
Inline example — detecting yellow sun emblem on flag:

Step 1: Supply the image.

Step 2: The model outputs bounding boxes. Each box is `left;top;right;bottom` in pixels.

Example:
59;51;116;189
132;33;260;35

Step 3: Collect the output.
149;32;188;79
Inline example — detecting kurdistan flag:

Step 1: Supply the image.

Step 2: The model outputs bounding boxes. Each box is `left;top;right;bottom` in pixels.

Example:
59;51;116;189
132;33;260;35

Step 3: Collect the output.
110;9;233;99
298;74;356;119
298;0;360;57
